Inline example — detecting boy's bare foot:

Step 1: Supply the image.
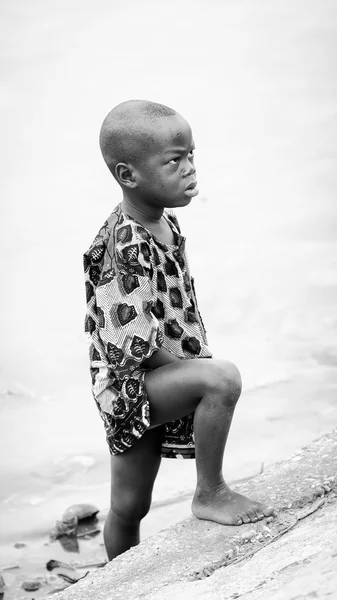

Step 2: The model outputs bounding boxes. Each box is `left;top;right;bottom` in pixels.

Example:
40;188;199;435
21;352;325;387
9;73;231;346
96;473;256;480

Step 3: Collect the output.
192;483;276;525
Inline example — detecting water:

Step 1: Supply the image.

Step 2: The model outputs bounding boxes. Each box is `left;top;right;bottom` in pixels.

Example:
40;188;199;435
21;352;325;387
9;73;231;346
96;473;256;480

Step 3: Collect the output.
1;0;337;588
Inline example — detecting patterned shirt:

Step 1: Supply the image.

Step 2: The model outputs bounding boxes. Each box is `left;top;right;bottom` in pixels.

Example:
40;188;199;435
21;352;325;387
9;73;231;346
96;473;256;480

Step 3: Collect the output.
84;203;212;457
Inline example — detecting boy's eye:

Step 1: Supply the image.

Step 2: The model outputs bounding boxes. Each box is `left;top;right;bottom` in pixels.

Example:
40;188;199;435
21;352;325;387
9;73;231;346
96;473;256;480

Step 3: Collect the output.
169;157;180;165
188;149;195;158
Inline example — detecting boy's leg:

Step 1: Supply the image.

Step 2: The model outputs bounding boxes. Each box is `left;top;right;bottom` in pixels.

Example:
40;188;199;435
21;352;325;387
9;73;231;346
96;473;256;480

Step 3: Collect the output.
104;427;162;560
145;358;276;525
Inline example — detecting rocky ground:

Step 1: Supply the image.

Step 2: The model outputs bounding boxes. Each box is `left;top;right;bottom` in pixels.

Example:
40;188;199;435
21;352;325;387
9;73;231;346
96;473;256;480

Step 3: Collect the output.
49;428;337;600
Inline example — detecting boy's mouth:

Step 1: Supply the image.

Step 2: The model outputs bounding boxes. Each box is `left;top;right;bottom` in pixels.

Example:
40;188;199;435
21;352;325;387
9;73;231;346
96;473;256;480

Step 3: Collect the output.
185;181;197;191
184;181;199;197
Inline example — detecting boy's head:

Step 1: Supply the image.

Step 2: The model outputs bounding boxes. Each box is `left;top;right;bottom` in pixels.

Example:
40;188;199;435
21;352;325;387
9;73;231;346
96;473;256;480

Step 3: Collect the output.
99;99;198;208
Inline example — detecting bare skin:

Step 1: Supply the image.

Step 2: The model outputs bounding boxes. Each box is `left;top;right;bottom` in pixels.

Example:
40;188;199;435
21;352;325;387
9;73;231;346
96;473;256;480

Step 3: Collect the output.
104;358;276;560
99;103;276;560
104;427;163;559
145;358;275;526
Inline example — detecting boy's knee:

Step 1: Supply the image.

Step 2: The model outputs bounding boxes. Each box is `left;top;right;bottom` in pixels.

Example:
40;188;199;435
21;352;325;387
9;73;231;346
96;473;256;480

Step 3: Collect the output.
110;488;152;524
208;360;242;405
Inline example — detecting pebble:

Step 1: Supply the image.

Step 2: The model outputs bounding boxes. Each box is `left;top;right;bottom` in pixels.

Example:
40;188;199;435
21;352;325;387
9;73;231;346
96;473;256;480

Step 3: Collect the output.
14;542;26;549
62;503;99;522
22;581;41;591
242;530;255;542
53;517;77;538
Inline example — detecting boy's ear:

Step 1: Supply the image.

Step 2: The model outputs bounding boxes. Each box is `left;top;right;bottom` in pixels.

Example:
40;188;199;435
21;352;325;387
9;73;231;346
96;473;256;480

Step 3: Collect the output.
115;162;137;188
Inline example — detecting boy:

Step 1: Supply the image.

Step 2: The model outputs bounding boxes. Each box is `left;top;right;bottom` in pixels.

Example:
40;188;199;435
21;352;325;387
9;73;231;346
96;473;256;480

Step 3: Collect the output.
84;100;276;560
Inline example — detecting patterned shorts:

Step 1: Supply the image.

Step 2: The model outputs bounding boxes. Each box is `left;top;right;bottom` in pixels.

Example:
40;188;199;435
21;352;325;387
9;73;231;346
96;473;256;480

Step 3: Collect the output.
96;369;196;459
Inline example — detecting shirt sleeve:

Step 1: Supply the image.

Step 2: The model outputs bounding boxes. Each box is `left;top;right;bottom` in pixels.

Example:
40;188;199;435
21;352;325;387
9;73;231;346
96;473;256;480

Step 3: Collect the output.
94;219;163;393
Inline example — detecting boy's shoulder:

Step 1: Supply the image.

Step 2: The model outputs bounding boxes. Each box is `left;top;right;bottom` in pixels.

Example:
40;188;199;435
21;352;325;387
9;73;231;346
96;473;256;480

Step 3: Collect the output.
83;205;183;290
83;204;152;276
84;204;163;292
84;204;183;269
84;203;141;252
85;204;181;253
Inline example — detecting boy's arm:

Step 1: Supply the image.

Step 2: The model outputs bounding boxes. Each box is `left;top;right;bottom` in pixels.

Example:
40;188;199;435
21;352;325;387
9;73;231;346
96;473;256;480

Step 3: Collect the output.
142;347;181;369
93;221;181;381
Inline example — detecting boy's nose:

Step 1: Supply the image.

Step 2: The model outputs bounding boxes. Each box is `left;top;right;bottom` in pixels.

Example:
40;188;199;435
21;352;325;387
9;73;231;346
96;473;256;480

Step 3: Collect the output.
182;164;196;177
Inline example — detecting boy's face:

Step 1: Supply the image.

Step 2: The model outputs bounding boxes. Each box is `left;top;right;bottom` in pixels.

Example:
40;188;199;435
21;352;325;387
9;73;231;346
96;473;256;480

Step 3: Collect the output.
133;115;198;209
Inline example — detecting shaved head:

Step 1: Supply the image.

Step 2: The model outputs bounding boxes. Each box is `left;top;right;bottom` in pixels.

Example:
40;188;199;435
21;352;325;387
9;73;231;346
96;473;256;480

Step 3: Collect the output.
99;99;177;178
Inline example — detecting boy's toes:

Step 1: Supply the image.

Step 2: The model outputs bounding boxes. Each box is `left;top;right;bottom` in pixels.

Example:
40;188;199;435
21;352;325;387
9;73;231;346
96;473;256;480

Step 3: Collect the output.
252;506;266;520
264;505;277;517
246;510;258;522
239;513;251;524
235;515;243;525
256;504;276;518
256;511;265;520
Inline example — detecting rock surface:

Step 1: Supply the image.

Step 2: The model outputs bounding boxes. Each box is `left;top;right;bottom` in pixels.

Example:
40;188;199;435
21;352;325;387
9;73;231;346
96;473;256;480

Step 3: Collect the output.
62;503;99;523
53;429;337;600
22;580;42;591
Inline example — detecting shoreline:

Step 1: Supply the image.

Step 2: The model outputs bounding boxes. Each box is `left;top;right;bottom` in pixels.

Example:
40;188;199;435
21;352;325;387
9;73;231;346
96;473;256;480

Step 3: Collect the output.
1;367;337;598
62;429;337;600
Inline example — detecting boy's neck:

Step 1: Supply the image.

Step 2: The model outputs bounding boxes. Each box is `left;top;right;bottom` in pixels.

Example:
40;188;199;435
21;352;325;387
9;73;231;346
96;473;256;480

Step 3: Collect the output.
121;195;164;226
120;194;176;246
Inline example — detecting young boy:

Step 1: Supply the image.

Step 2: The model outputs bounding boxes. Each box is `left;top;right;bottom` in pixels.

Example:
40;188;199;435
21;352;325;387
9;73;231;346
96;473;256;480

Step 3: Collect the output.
84;99;276;560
